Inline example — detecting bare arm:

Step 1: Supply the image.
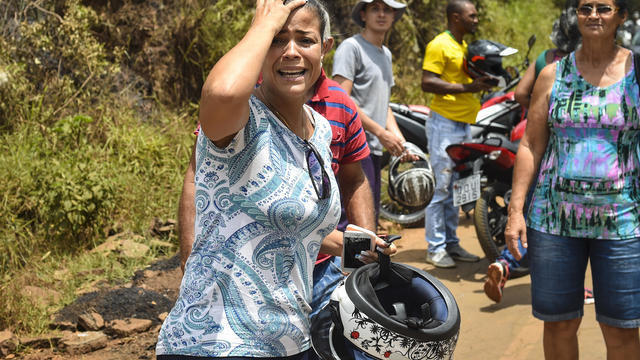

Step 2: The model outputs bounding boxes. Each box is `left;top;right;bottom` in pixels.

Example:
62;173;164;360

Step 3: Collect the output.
421;70;494;94
318;162;376;256
339;162;376;231
384;107;404;141
179;141;197;273
385;107;419;161
318;162;396;259
319;231;343;256
199;0;306;147
332;75;404;156
514;62;537;109
504;63;555;260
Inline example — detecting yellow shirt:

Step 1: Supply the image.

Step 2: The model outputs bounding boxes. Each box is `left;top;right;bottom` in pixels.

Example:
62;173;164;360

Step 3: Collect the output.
422;31;480;124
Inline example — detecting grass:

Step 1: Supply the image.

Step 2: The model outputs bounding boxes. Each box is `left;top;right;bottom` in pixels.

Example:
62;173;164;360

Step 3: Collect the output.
2;234;178;334
0;101;194;332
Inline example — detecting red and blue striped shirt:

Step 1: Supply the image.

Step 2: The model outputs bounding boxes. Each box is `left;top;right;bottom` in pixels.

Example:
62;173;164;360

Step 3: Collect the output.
309;71;370;174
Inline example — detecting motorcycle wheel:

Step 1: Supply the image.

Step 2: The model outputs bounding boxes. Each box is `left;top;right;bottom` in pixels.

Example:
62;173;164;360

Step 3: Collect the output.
379;203;425;228
379;152;425;228
474;182;509;262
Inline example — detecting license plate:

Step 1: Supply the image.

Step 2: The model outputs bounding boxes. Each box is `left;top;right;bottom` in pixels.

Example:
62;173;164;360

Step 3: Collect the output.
453;174;481;207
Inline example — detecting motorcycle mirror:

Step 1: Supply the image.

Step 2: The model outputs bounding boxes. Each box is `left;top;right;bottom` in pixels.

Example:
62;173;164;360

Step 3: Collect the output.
523;34;537;67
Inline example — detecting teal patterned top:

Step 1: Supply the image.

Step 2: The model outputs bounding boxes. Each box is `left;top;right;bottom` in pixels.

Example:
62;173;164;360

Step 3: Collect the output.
527;52;640;239
156;96;341;357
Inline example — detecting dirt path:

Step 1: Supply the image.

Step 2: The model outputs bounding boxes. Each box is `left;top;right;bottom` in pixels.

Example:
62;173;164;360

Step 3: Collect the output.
20;213;607;359
393;213;605;360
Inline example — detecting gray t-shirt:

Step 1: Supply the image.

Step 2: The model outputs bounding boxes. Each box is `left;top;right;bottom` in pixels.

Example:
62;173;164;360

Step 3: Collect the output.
332;34;394;156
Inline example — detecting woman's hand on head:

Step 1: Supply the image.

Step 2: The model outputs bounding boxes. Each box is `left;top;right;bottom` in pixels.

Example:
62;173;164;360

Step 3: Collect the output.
254;0;308;34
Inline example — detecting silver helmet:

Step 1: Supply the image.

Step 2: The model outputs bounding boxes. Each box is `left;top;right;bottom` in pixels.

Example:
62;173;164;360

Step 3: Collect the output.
388;142;436;209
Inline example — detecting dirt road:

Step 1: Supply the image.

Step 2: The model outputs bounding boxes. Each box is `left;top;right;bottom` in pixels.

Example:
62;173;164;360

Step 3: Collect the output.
394;213;605;360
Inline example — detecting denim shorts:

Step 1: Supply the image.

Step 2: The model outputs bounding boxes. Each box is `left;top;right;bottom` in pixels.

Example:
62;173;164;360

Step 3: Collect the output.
528;227;640;328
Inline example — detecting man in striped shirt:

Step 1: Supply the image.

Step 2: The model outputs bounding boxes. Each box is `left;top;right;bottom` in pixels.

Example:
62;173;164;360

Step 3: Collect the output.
307;69;377;319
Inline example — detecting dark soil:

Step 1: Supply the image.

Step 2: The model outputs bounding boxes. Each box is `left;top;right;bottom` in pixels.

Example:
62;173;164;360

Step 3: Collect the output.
53;255;182;327
138;254;180;272
19;255;183;359
53;287;174;326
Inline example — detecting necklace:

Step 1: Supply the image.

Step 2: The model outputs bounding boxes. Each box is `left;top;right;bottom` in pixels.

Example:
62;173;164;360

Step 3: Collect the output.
259;86;307;140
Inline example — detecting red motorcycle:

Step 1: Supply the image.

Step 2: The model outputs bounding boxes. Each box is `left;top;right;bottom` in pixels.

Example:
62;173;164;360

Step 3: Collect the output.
446;93;526;263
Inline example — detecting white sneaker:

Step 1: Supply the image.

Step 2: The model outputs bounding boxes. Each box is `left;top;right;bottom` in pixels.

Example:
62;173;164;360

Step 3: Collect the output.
426;250;456;268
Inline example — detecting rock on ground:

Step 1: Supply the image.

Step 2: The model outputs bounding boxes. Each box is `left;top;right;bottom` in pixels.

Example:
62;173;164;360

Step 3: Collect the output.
58;331;108;355
0;330;18;356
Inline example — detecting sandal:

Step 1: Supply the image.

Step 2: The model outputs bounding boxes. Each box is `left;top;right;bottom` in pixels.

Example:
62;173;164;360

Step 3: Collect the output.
484;261;509;303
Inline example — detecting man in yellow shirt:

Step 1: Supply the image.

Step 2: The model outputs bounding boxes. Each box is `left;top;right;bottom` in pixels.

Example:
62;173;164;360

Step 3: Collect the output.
422;0;494;268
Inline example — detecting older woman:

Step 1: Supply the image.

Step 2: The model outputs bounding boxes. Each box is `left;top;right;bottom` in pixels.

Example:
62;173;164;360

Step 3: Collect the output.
156;0;341;358
505;0;640;358
484;2;584;304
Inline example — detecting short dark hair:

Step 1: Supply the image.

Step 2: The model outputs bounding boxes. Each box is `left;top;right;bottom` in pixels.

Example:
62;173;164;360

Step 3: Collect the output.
446;0;474;21
614;0;628;17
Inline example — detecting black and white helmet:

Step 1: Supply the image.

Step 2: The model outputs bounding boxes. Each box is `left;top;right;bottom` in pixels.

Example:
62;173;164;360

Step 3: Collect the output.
311;258;460;360
388;142;435;209
464;40;518;88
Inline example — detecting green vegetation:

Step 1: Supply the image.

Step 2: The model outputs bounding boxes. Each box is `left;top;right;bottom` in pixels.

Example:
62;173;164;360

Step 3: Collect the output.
0;0;193;333
4;0;634;335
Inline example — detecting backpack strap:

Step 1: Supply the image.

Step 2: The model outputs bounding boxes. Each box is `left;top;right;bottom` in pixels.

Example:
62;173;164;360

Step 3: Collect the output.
534;49;549;80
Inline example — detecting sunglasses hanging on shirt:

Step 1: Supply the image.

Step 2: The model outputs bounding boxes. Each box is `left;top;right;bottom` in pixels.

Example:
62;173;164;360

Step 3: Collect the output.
304;111;331;200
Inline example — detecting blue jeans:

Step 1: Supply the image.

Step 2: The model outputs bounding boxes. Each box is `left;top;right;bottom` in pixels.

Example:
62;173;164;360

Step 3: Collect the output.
528;228;640;328
424;111;470;253
496;241;527;269
310;256;344;320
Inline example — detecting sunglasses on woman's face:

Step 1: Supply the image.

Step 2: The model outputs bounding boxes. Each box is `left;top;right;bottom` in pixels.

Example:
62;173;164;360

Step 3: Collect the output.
304;140;331;200
576;4;618;17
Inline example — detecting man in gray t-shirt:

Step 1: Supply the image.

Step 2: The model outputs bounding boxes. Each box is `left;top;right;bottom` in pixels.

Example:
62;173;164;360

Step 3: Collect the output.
332;0;409;223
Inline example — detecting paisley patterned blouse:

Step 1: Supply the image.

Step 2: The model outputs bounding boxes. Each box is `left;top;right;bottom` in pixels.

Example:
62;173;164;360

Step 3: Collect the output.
156;96;341;357
527;52;640;239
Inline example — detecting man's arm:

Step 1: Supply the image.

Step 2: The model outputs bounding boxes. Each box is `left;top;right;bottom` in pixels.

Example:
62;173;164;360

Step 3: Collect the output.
319;161;397;259
318;161;375;257
513;61;537;109
384;107;405;141
178;141;197;273
384;107;419;161
421;70;494;94
339;162;376;231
